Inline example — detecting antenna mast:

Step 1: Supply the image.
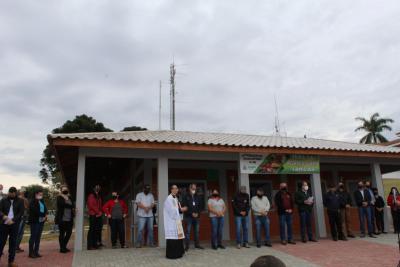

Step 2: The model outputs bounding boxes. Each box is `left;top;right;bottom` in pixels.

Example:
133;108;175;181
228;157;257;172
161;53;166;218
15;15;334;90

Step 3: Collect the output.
274;94;281;136
158;80;162;130
170;62;176;130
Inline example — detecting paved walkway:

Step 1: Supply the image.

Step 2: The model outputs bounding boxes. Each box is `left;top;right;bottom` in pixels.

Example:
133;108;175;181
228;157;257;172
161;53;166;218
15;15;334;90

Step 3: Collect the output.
73;234;400;267
0;241;73;267
1;235;398;267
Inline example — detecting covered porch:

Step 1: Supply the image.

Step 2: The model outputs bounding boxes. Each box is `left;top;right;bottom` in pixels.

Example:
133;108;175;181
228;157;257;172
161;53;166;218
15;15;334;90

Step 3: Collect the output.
47;130;400;252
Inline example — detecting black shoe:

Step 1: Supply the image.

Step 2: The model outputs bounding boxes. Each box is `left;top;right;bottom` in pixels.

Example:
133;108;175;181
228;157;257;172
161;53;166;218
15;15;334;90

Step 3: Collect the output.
265;242;272;247
184;246;189;252
347;234;356;238
65;248;71;252
333;237;338;241
217;245;225;249
281;240;287;245
301;238;307;243
16;248;24;253
360;234;366;238
288;240;296;245
339;236;348;241
309;238;317;242
243;243;250;248
60;248;68;253
368;234;377;238
256;244;261;248
195;245;204;249
35;253;42;258
212;245;218;250
382;231;388;234
112;245;118;249
29;253;37;258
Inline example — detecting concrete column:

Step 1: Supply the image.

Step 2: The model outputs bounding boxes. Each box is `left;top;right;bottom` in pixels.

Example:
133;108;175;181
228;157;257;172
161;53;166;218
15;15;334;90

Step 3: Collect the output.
157;157;169;247
370;163;390;232
74;149;86;252
218;168;230;240
238;161;253;243
143;159;152;186
310;173;327;238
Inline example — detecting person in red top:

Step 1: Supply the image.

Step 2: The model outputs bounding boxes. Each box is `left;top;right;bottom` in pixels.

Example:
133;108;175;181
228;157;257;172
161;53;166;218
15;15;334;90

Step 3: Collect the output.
103;191;128;248
86;184;103;250
387;187;400;233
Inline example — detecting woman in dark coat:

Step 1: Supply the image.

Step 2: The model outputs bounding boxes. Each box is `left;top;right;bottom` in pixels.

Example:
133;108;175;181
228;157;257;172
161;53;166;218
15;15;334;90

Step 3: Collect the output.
28;189;48;258
55;185;75;253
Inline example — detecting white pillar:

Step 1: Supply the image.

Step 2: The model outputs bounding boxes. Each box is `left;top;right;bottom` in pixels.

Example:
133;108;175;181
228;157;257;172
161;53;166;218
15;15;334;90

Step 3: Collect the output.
157;157;169;247
238;165;253;243
370;163;390;232
74;150;86;252
218;168;230;240
144;159;152;185
311;173;327;238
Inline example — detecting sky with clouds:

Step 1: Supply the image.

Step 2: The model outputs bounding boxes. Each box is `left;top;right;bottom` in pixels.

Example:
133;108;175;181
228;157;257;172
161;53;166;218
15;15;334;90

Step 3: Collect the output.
1;0;400;191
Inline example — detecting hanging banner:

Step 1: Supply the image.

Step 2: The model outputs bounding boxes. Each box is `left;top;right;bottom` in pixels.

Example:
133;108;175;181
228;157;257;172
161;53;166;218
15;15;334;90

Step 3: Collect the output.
240;153;320;174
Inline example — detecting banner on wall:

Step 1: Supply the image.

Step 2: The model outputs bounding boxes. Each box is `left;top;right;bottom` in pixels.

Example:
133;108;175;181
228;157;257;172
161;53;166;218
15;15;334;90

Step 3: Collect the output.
240;153;320;174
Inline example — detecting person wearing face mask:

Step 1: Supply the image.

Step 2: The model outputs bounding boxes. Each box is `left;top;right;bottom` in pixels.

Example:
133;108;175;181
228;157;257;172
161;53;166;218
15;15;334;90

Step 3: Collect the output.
0;187;24;267
364;181;378;235
181;183;204;251
103;191;128;249
274;183;295;245
372;187;386;234
354;181;375;238
87;184;103;250
232;185;251;249
251;188;272;248
55;185;75;253
295;181;317;243
387;187;400;233
28;189;48;258
208;189;226;250
323;184;347;241
164;184;185;259
337;182;355;238
135;185;155;248
15;189;29;253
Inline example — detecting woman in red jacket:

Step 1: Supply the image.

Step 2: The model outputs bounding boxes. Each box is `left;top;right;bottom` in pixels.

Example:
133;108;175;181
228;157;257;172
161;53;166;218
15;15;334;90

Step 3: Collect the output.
387;187;400;233
103;191;128;248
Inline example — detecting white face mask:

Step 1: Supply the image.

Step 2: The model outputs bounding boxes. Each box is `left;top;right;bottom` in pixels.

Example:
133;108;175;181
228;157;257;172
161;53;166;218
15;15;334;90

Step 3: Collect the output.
191;190;196;195
303;186;309;191
37;195;43;200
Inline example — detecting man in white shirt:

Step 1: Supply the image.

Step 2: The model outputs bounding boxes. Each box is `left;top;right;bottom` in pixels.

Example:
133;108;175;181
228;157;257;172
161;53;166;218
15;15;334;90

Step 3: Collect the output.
251;188;272;247
135;185;155;247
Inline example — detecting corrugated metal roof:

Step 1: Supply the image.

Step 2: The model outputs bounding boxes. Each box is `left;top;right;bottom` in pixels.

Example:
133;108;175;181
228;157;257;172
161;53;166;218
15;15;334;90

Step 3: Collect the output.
48;130;400;154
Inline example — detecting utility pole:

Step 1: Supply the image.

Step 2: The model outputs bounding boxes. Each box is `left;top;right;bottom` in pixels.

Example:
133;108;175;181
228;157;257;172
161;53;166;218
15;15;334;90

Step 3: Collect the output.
170;63;176;130
158;80;162;130
274;94;281;136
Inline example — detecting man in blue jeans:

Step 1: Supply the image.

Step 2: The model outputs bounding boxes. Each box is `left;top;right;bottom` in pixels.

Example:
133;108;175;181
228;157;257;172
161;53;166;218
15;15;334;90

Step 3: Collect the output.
354;181;376;238
135;185;155;247
181;184;204;251
274;183;296;245
251;188;272;247
232;186;251;249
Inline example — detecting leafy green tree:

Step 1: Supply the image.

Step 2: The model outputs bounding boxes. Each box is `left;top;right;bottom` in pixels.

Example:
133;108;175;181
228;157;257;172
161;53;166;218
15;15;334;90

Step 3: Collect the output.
40;114;113;184
21;184;58;210
121;126;147;131
355;113;394;144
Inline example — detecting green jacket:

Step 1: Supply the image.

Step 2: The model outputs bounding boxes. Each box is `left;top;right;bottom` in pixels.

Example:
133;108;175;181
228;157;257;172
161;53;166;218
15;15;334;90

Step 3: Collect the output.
295;190;313;212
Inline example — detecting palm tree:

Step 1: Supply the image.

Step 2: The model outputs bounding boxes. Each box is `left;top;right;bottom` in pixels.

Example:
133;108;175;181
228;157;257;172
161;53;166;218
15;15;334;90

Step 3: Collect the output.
355;113;394;144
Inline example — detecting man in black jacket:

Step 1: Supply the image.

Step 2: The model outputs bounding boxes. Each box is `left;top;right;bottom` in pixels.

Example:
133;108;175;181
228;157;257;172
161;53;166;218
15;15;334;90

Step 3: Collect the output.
354;181;375;238
0;187;25;267
181;184;204;250
324;184;347;241
232;186;251;249
337;182;355;238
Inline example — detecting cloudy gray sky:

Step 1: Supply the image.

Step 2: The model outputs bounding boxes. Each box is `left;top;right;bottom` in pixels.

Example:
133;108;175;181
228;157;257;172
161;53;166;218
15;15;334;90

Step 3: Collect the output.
1;0;400;190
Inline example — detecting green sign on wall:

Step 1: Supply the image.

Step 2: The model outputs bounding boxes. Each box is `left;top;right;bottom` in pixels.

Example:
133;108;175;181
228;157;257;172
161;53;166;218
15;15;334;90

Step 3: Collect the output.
240;153;320;174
